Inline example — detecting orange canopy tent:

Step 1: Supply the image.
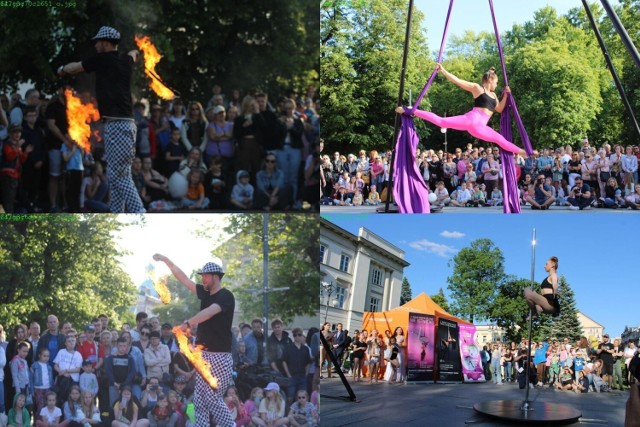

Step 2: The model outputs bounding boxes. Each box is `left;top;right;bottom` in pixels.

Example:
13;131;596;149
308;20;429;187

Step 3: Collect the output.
361;292;471;335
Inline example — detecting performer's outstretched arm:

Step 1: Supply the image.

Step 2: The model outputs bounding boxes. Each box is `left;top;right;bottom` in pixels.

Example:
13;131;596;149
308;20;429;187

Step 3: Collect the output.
57;62;85;76
153;253;197;294
437;63;481;95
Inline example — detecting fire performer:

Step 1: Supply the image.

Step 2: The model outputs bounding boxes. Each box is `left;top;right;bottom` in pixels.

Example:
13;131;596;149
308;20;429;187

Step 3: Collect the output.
57;26;144;213
152;254;235;427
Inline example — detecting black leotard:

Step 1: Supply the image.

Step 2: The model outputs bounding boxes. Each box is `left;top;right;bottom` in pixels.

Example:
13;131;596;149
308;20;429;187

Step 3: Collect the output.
541;277;553;291
473;92;497;112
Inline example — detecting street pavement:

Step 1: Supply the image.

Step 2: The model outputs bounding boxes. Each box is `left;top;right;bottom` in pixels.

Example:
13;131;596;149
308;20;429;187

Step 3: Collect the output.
320;203;640;214
320;376;628;426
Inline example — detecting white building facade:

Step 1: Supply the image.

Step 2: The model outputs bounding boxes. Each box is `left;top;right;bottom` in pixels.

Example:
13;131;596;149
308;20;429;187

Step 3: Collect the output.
319;218;410;333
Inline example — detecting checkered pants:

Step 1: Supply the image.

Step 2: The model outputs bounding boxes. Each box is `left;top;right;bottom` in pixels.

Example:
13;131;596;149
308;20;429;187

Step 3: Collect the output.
194;351;234;427
104;120;145;213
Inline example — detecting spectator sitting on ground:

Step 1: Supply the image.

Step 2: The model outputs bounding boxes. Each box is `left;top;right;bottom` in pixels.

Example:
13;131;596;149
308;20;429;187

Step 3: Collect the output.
433;181;451;207
625;183;640;209
601;177;625;209
254;154;291;211
181;169;209;209
468;183;486;207
178;147;207;178
487;186;503;206
566;176;594;210
352;188;363;206
365;185;380;205
450;183;471;207
230;170;254;210
526;173;555;210
332;186;350;206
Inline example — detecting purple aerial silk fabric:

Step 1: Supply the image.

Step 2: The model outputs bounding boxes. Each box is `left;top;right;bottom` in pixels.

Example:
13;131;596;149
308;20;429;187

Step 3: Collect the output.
393;115;431;213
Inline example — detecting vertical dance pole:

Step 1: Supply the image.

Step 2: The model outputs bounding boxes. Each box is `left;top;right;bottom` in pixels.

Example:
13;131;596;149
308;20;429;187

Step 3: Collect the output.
582;0;640;142
384;0;414;212
522;228;536;412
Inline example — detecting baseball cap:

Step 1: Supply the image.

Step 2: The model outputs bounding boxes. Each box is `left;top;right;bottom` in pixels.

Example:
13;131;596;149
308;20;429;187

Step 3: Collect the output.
213;105;225;115
264;382;280;392
91;26;121;42
9;123;22;133
197;262;224;277
161;323;172;330
84;325;96;332
603;334;609;338
174;375;188;384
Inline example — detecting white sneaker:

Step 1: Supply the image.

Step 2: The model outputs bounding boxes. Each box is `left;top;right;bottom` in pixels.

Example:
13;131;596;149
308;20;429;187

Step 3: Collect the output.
583;206;591;210
569;206;579;210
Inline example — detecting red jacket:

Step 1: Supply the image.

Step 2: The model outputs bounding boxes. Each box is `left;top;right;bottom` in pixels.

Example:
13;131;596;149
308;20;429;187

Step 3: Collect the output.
1;141;29;179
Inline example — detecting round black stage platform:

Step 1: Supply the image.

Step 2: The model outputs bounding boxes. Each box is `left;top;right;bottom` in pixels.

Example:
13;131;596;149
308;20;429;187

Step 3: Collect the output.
474;400;582;423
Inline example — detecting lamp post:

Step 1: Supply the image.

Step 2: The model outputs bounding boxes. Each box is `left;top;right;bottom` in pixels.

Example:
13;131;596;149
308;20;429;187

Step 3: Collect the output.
322;281;335;324
441;112;448;154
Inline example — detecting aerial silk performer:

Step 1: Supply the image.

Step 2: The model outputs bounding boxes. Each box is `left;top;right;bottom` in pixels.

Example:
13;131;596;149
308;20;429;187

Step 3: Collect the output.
393;0;533;213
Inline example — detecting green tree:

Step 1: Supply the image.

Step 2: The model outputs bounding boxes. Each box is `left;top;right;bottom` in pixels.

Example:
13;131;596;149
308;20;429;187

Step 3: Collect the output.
400;277;412;305
430;288;450;314
0;215;137;329
202;214;319;324
488;276;552;343
446;239;504;323
321;0;432;152
0;1;318;101
538;276;583;342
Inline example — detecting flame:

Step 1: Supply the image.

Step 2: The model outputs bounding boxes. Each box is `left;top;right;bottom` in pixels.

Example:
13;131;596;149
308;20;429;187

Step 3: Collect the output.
149;266;171;304
64;89;100;152
173;326;218;389
134;35;175;100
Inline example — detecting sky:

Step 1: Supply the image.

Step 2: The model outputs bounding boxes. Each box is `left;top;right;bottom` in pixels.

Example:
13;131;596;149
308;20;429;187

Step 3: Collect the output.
113;214;231;288
322;213;637;338
416;0;621;53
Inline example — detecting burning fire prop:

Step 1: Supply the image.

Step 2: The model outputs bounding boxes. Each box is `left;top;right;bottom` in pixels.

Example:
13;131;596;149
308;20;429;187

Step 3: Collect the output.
150;262;218;389
134;35;176;100
64;89;100;152
149;266;171;304
173;326;219;389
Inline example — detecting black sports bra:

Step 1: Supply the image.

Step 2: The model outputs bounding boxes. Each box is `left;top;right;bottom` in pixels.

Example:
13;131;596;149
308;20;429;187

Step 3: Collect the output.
541;277;553;291
474;91;498;112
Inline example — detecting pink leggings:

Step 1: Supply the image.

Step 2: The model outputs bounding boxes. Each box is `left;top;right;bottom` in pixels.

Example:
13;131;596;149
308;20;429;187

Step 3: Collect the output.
413;107;521;154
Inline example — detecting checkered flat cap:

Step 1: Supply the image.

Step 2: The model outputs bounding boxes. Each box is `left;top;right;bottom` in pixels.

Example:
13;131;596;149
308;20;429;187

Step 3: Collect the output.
198;262;224;276
91;26;121;41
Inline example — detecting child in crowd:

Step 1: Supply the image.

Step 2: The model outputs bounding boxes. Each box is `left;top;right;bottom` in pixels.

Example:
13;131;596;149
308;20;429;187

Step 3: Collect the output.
253;383;287;427
35;391;61;427
79;360;99;397
230;170;254;210
148;393;178;427
224;386;251;427
182;169;210;209
354;171;366;195
165;128;186;176
623;172;635;196
555;366;575;391
625;183;640;209
346;176;357;200
337;172;349;188
243;387;263;424
0;124;33;213
10;342;30;404
366;185;380;205
575;370;589;393
61;141;85;212
30;347;53;418
352;188;363;206
206;156;227;210
166;390;186;427
287;390;318;427
7;393;30;427
488;186;503;206
113;386;148;427
434;181;450;206
80;390;102;426
63;385;85;425
450;183;471;207
468;183;486;207
367;335;382;384
332;186;351;206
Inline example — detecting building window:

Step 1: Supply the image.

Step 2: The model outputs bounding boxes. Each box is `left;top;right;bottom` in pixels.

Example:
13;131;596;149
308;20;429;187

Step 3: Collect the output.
335;286;346;309
369;296;380;312
320;244;326;264
339;254;350;272
371;268;382;286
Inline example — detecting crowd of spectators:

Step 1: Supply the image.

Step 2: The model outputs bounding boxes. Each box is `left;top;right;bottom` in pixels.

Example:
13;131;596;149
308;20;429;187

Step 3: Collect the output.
321;139;640;210
479;335;637;394
0;313;319;427
0;84;320;214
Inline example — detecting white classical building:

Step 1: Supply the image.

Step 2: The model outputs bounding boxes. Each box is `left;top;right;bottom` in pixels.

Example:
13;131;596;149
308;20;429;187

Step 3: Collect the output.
319;218;410;332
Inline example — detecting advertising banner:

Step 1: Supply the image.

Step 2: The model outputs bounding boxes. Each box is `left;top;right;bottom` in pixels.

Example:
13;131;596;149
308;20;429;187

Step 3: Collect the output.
407;313;435;382
458;323;486;382
436;318;462;383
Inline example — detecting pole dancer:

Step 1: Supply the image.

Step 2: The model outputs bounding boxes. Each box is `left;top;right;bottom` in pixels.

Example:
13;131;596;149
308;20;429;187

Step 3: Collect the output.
524;256;560;317
396;64;527;158
57;26;145;213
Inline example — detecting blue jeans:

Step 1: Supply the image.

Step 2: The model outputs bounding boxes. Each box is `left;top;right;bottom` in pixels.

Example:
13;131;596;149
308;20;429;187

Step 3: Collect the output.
504;362;512;381
491;359;502;384
0;380;4;413
287;374;307;402
276;145;302;202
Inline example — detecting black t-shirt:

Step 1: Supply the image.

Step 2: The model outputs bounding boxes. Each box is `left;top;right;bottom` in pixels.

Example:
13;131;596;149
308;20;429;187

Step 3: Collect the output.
598;342;614;364
45;98;68;150
82;51;134;118
195;284;234;352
